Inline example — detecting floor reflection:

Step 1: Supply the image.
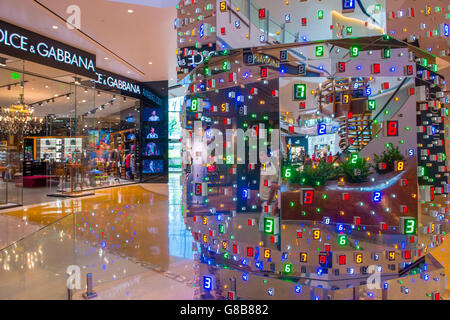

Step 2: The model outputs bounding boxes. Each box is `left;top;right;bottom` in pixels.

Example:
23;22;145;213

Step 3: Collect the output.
0;173;195;299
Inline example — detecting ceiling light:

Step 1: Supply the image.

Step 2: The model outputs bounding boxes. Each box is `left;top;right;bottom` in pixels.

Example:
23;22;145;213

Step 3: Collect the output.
128;9;134;13
52;26;58;29
148;62;153;65
104;57;109;60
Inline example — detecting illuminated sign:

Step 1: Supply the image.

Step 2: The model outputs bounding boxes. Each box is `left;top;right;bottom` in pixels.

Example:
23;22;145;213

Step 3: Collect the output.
342;0;355;12
301;189;314;204
94;68;141;96
318;123;327;135
384;121;399;136
400;217;417;235
0;19;96;78
203;275;215;290
294;84;306;100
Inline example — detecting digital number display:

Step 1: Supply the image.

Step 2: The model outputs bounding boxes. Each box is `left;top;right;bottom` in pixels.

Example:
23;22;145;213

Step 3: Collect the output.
372;191;382;202
301;189;314;204
395;161;404;172
368;100;376;110
350;46;359;57
315;46;324;57
294;84;306;100
219;1;227;12
354;253;363;264
382;48;391;59
261;67;268;78
317;123;327;135
280;50;288;61
319;252;332;268
338;234;347;246
338;255;346;265
259;8;266;19
385;121;399;136
264;217;274;234
264;249;271;259
194;183;202;196
342;0;355;11
283;167;292;178
203;275;214;290
191;98;198;111
312;228;321;240
300;252;307;263
371;63;380;73
284;263;292;274
298;63;306;75
401;218;417;235
246;247;254;257
337;61;345;72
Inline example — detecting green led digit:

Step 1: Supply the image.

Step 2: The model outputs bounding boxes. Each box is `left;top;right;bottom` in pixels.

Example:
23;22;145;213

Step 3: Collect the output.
338;234;348;246
368;100;376;110
351;153;359;164
316;45;324;57
294;84;306;100
284;168;292;178
404;219;416;235
191;98;198;111
284;263;292;274
264;218;274;234
350;46;359;57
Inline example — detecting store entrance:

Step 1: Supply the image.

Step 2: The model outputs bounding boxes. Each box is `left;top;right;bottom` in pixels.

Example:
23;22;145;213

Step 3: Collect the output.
0;55;141;207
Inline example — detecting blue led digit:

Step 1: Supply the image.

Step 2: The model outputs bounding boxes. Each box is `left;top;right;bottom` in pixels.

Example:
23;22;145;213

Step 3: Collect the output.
199;24;205;38
318;123;327;135
372;191;382;202
203;275;213;290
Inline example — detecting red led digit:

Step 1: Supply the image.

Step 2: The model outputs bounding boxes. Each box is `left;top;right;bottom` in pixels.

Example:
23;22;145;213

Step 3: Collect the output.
247;247;254;257
337;62;345;72
233;244;238;254
338;255;346;265
261;67;268;78
259;8;266;19
386;121;398;136
372;63;380;73
303;190;314;204
195;183;202;195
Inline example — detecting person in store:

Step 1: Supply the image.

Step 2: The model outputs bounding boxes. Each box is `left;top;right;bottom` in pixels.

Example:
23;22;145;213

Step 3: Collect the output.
148;110;160;122
146;127;158;139
304;154;312;166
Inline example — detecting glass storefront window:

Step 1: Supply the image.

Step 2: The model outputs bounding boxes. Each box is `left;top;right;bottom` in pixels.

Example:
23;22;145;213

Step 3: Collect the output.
0;55;141;206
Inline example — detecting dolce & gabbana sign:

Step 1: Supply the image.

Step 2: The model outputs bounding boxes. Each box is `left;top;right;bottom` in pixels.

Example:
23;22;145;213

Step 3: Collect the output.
0;19;96;78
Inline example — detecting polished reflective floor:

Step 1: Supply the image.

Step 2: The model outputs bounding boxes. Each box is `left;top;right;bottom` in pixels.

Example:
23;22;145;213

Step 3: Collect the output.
0;173;448;299
0;173;195;300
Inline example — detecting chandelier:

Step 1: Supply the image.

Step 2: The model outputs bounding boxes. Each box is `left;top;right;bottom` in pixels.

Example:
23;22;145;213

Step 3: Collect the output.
0;95;43;135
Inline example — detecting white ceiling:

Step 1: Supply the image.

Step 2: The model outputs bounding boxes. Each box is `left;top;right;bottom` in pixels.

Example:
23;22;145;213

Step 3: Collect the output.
107;0;180;8
0;0;178;83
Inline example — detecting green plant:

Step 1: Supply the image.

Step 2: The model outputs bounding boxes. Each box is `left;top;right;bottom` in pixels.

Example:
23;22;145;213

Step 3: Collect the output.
340;157;372;183
291;159;340;187
373;145;404;174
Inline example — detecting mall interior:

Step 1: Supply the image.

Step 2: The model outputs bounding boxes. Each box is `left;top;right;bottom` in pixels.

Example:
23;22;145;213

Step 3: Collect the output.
0;0;448;300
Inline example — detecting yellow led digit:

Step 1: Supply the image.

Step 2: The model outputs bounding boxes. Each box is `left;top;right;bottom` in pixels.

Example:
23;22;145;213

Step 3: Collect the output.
355;253;363;264
222;241;227;249
264;249;271;259
313;229;321;240
300;252;308;263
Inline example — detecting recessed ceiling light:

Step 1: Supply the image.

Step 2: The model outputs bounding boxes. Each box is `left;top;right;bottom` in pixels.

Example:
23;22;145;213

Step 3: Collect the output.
148;62;153;65
128;9;134;13
104;57;109;60
52;26;58;29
